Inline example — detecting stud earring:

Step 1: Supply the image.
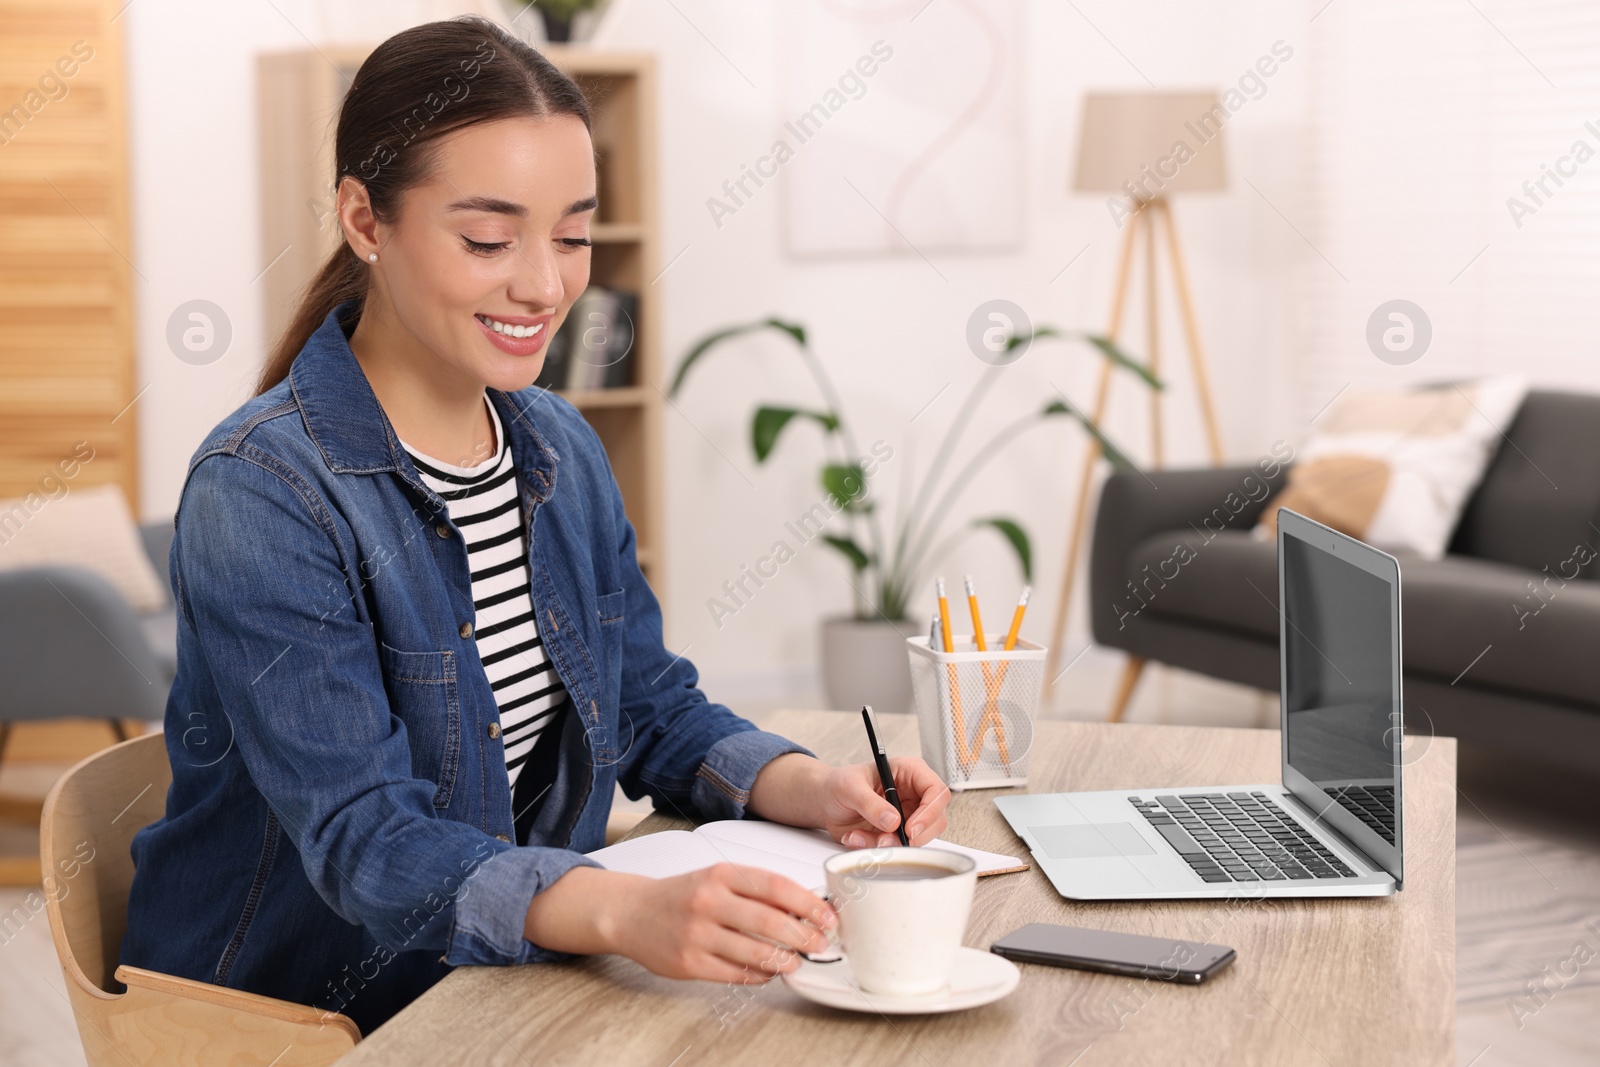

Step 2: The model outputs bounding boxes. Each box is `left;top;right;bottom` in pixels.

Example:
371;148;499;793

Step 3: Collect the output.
368;252;378;262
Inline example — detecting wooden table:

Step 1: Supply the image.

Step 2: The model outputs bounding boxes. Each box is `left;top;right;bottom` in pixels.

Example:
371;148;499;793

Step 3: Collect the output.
337;710;1456;1066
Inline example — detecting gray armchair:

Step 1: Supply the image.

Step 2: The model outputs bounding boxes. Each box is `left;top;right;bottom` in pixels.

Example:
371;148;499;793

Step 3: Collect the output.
1089;390;1600;775
0;518;176;760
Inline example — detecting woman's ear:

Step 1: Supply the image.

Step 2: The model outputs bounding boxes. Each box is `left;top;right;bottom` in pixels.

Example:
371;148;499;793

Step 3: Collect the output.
336;175;383;261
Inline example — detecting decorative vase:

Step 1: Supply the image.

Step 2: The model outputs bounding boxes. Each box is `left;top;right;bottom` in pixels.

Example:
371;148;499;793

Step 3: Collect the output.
819;616;916;717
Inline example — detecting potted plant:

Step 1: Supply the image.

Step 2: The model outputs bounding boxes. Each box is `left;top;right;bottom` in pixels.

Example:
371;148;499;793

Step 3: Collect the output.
504;0;604;42
669;318;1158;714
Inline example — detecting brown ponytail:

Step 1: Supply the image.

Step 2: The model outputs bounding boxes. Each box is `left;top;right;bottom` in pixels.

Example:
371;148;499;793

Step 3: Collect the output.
256;16;592;394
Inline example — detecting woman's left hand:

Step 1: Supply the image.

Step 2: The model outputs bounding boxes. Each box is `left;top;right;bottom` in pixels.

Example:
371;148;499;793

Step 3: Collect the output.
818;756;951;849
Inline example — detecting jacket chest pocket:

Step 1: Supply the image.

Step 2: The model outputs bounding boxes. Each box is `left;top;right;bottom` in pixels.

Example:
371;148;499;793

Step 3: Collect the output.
597;589;625;626
595;589;625;661
378;642;460;810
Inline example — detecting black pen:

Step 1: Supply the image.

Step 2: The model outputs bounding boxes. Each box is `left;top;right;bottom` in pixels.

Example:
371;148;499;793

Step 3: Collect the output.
861;705;910;847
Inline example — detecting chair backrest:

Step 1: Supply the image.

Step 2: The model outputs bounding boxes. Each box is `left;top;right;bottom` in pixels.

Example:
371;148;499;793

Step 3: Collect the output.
40;731;171;992
40;732;360;1067
1450;389;1600;575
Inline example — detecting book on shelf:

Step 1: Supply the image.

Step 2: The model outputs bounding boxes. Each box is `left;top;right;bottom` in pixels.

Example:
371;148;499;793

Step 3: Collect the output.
534;317;571;391
535;285;638;393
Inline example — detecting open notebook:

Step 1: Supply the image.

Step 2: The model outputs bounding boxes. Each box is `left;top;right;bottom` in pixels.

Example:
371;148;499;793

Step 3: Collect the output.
586;820;1028;889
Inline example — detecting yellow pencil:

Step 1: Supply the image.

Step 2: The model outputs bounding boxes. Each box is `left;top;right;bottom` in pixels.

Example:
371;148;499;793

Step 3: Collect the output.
935;578;968;775
964;575;986;651
1002;584;1031;651
966;576;1011;771
985;588;1036;771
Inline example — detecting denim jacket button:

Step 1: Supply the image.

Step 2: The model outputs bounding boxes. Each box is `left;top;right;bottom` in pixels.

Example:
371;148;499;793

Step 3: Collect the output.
487;722;501;739
494;833;510;843
434;523;451;538
459;621;473;638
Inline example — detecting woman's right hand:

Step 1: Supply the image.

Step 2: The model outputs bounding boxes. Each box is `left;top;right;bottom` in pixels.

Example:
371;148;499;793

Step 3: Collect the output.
523;863;836;984
614;863;835;983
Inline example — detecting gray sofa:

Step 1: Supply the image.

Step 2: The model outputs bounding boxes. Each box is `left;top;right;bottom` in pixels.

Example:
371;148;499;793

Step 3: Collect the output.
0;519;176;756
1090;390;1600;774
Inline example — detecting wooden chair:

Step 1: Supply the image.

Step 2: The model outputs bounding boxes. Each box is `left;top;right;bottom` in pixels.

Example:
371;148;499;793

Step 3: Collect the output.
39;732;360;1066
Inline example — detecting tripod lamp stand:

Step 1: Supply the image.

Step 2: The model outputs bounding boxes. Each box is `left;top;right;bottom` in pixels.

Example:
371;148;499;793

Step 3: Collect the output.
1043;90;1229;721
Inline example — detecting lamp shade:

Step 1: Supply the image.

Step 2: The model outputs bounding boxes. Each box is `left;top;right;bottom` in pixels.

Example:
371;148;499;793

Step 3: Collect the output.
1072;91;1228;196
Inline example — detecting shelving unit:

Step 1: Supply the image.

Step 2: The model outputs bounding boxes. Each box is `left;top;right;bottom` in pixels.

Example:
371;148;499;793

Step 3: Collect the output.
0;0;138;507
257;44;664;593
0;0;143;884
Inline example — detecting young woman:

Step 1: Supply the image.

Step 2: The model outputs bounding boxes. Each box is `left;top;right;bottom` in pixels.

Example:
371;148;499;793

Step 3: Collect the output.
118;17;949;1036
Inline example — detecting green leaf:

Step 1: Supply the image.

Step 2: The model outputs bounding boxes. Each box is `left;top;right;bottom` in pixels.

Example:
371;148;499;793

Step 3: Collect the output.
1015;323;1064;353
821;534;871;571
668;317;810;398
1083;334;1163;390
531;0;601;20
669;322;762;397
751;406;839;463
762;317;806;347
1040;398;1139;471
973;516;1032;581
995;325;1161;391
822;462;870;511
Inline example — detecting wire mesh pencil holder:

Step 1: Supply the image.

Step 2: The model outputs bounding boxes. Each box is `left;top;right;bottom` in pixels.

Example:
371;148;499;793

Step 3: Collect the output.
906;635;1045;790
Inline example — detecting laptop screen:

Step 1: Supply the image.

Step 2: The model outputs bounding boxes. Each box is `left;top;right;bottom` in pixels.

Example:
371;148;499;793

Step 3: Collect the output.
1278;509;1403;885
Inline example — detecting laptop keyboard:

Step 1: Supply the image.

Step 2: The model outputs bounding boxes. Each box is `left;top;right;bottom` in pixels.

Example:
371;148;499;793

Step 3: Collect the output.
1128;792;1357;884
1327;784;1397;845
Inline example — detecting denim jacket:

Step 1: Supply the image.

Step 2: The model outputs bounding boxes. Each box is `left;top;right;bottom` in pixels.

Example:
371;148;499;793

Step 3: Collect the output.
118;299;810;1035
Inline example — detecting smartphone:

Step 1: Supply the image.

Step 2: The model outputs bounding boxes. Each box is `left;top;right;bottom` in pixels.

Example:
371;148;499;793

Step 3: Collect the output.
990;923;1235;983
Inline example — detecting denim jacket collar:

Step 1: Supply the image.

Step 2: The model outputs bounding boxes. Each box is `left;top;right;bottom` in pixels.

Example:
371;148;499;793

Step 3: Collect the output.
288;298;560;503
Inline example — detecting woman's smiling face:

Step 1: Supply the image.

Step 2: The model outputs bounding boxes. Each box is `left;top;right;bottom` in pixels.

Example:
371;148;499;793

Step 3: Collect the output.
360;113;597;393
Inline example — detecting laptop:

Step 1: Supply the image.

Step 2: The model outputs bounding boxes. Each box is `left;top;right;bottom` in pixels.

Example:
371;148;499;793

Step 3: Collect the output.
995;507;1404;899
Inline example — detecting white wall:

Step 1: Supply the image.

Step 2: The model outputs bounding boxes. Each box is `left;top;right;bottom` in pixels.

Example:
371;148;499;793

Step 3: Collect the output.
123;0;507;520
123;0;1312;708
1302;1;1600;408
597;0;1311;705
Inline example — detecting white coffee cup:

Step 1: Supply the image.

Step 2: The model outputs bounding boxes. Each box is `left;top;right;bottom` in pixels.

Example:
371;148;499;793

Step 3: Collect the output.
807;846;977;996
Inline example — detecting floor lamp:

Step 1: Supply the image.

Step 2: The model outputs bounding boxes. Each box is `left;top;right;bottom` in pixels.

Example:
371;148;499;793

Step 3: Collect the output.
1043;91;1228;722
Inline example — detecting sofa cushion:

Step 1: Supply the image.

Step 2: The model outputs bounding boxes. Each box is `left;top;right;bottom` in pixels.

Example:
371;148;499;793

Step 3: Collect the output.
1399;553;1600;708
1450;389;1600;574
1256;376;1526;558
0;483;168;612
1120;528;1600;709
1122;530;1278;640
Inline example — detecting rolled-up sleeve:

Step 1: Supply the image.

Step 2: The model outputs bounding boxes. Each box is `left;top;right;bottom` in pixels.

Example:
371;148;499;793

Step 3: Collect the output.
445;847;600;965
690;729;816;822
177;449;594;967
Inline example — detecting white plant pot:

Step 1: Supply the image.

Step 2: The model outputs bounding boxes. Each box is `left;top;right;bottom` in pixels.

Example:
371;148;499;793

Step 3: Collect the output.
819;616;915;716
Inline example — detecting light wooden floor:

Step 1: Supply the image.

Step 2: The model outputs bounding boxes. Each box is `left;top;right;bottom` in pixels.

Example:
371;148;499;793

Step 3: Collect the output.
4;654;1597;1067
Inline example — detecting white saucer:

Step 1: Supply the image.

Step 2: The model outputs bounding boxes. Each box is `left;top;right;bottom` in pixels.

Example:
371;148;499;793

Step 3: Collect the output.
781;946;1020;1014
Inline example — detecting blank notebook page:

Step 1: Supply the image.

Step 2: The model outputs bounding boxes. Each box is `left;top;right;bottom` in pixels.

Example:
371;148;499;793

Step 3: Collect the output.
586;821;1025;888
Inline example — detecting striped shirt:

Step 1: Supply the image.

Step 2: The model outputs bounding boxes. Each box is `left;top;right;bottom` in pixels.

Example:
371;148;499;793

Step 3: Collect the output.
398;398;567;794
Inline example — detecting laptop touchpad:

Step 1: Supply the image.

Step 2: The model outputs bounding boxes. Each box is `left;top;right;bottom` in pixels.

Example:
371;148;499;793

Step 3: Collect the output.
1034;823;1157;860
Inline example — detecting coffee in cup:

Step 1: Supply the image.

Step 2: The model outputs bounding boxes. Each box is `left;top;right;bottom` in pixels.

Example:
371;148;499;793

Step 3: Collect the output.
811;846;977;996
